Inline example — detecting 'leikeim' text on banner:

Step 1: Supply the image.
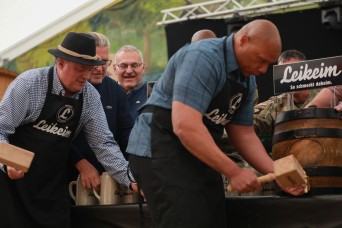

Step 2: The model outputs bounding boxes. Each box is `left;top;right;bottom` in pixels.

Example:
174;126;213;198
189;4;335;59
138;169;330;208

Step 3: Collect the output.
273;55;342;94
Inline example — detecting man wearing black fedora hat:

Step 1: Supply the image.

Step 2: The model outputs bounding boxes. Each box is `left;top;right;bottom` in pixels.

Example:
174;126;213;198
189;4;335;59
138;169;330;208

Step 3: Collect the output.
0;32;138;228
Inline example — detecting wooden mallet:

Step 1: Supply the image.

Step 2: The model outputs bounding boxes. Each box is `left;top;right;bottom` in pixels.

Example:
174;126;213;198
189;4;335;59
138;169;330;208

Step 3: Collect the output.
227;155;309;193
0;142;35;173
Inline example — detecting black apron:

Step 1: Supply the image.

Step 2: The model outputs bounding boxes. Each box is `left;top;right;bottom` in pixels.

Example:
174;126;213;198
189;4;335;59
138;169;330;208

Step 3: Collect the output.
0;67;82;228
149;38;250;228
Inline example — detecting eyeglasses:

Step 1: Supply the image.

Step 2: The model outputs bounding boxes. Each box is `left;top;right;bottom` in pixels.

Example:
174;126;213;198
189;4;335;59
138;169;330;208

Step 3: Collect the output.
116;63;143;71
102;59;112;67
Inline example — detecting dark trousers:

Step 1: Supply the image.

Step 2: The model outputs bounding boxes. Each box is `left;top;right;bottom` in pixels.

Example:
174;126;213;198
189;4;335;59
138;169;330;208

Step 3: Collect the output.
0;171;30;227
129;155;155;214
131;106;227;228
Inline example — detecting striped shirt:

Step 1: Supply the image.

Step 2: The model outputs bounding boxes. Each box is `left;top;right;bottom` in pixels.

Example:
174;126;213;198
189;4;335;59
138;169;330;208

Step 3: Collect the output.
0;66;132;186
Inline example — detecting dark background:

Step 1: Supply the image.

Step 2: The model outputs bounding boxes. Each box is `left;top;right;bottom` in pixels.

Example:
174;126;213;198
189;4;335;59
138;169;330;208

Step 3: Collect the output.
164;7;342;102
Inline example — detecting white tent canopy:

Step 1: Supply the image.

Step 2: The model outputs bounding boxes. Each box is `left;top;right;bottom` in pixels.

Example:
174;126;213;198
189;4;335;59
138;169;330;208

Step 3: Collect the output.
0;0;117;66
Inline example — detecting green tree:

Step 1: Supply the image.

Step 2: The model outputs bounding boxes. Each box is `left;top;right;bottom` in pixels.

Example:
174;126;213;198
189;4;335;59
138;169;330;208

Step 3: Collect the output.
103;0;185;76
5;0;198;77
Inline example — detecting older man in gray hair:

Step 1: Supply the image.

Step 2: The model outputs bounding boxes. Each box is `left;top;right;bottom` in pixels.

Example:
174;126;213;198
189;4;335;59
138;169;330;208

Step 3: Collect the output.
114;45;149;120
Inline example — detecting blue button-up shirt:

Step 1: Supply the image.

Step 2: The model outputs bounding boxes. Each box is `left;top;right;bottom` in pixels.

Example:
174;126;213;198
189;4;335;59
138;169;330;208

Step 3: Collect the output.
126;34;256;157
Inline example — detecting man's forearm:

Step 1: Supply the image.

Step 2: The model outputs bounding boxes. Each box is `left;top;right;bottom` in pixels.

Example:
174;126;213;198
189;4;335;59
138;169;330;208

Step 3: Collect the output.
306;88;335;108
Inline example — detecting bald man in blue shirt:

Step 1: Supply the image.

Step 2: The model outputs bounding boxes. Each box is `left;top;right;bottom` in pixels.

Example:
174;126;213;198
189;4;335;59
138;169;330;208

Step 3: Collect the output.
127;19;305;228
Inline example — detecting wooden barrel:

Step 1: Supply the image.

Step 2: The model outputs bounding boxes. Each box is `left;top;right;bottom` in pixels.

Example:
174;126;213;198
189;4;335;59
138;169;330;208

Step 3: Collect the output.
272;108;342;193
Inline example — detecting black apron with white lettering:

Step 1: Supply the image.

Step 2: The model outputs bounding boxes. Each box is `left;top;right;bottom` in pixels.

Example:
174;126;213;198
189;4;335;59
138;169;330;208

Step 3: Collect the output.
2;67;82;228
149;38;249;227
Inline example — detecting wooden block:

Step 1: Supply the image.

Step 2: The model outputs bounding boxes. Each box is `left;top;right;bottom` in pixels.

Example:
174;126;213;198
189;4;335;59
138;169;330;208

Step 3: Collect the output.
0;143;35;172
227;155;309;193
274;154;306;187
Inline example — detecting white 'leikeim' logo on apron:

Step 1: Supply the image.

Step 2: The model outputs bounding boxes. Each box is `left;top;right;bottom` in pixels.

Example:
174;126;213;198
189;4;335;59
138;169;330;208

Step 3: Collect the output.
204;92;243;126
228;93;243;114
56;105;74;123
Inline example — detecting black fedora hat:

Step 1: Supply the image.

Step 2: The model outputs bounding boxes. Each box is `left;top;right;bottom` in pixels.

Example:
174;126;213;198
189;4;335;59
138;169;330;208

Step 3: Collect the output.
48;32;105;66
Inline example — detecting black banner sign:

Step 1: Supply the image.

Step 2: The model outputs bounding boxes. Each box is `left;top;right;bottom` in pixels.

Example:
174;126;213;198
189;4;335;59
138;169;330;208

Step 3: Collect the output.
273;55;342;94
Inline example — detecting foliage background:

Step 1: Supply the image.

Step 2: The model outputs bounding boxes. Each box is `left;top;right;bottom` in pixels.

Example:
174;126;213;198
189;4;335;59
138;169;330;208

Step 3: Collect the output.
4;0;192;81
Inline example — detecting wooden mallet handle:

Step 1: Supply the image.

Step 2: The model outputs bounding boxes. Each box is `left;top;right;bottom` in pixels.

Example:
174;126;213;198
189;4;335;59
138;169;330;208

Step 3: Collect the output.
257;173;276;184
227;173;276;192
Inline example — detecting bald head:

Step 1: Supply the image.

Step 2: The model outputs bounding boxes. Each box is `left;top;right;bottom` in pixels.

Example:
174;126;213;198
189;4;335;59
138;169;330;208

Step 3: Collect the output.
237;19;281;46
233;19;282;77
191;29;217;43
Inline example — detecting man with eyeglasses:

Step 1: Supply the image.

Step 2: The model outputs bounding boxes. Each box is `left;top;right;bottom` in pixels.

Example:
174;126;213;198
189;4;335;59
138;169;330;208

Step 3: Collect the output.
0;32;138;227
114;45;148;120
68;32;134;190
